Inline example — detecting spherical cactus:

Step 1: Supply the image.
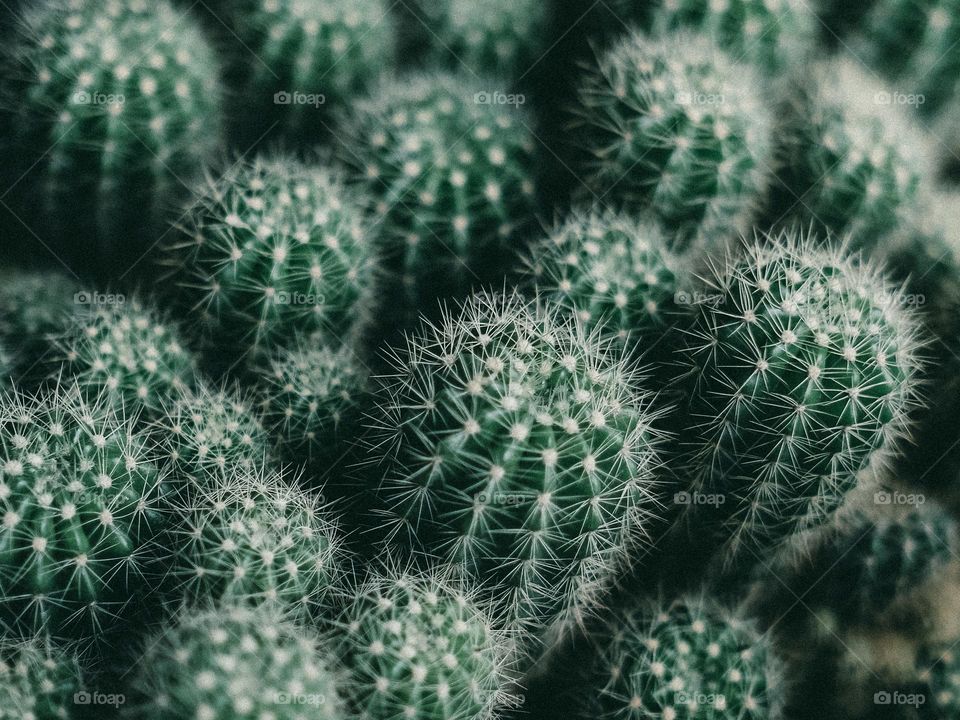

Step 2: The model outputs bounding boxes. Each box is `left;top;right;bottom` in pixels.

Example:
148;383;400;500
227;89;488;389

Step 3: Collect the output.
677;231;924;565
571;31;773;250
367;291;667;643
128;602;344;720
225;0;393;144
1;0;222;274
0;385;170;643
0;637;83;720
397;0;549;80
337;566;516;720
165;156;375;359
339;72;538;329
583;598;782;720
154;384;273;491
525;209;681;359
55;296;198;420
256;342;367;468
765;58;929;251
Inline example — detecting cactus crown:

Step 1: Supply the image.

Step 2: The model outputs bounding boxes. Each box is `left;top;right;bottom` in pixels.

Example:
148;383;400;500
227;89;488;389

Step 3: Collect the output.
167;156;374;357
0;384;169;642
573;31;772;248
370;291;667;640
338;566;516;720
0;637;82;720
680;231;925;564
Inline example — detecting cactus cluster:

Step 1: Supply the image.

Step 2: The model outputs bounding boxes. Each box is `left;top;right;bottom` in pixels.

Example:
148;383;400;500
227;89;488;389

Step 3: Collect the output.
0;637;82;720
572;31;773;249
1;0;222;273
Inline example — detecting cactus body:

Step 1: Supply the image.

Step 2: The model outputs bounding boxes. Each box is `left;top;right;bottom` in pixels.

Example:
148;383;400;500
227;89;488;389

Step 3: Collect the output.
572;32;772;249
0;637;82;720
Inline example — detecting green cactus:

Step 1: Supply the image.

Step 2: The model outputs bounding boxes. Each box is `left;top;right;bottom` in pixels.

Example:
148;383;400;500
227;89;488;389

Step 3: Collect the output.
225;0;393;144
55;296;198;421
256;342;367;468
337;566;516;720
919;644;960;716
677;231;924;566
128;602;344;720
0;385;170;643
1;0;222;274
571;31;773;250
765;58;929;251
583;597;781;720
339;71;539;329
0;637;83;720
525;209;681;358
366;291;667;643
168;467;343;616
165;156;375;359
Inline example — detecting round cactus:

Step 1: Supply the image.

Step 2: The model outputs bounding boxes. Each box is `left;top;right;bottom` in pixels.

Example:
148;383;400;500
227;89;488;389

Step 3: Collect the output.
256;342;366;468
1;0;222;274
525;209;681;358
0;385;170;643
154;385;273;492
225;0;393;144
128;602;344;720
583;598;781;720
337;566;515;720
765;58;929;251
571;31;773;249
168;468;342;616
55;296;198;421
0;637;83;720
165;156;375;359
366;291;667;642
339;71;538;329
677;231;924;565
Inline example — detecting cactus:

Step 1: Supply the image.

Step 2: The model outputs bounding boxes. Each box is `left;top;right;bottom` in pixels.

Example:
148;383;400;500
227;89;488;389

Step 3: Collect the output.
525;209;681;359
397;0;549;81
225;0;393;145
0;385;170;643
256;342;366;468
366;291;667;643
0;637;83;720
154;385;273;492
764;58;929;251
337;566;516;720
677;231;924;565
128;602;344;720
168;467;343;616
1;0;222;274
571;31;773;250
919;644;960;716
55;296;198;421
583;597;781;720
339;72;538;329
165;156;375;359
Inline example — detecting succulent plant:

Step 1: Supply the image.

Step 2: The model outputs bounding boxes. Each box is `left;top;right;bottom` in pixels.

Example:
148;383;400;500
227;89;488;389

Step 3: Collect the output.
339;71;539;330
677;231;924;566
366;291;667;644
919;643;960;716
764;58;929;251
225;0;393;145
583;597;781;720
337;566;516;720
256;342;367;469
55;296;198;421
571;31;773;250
0;385;170;643
1;0;222;274
165;156;374;360
128;602;344;720
168;467;343;616
525;209;681;359
0;637;83;720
